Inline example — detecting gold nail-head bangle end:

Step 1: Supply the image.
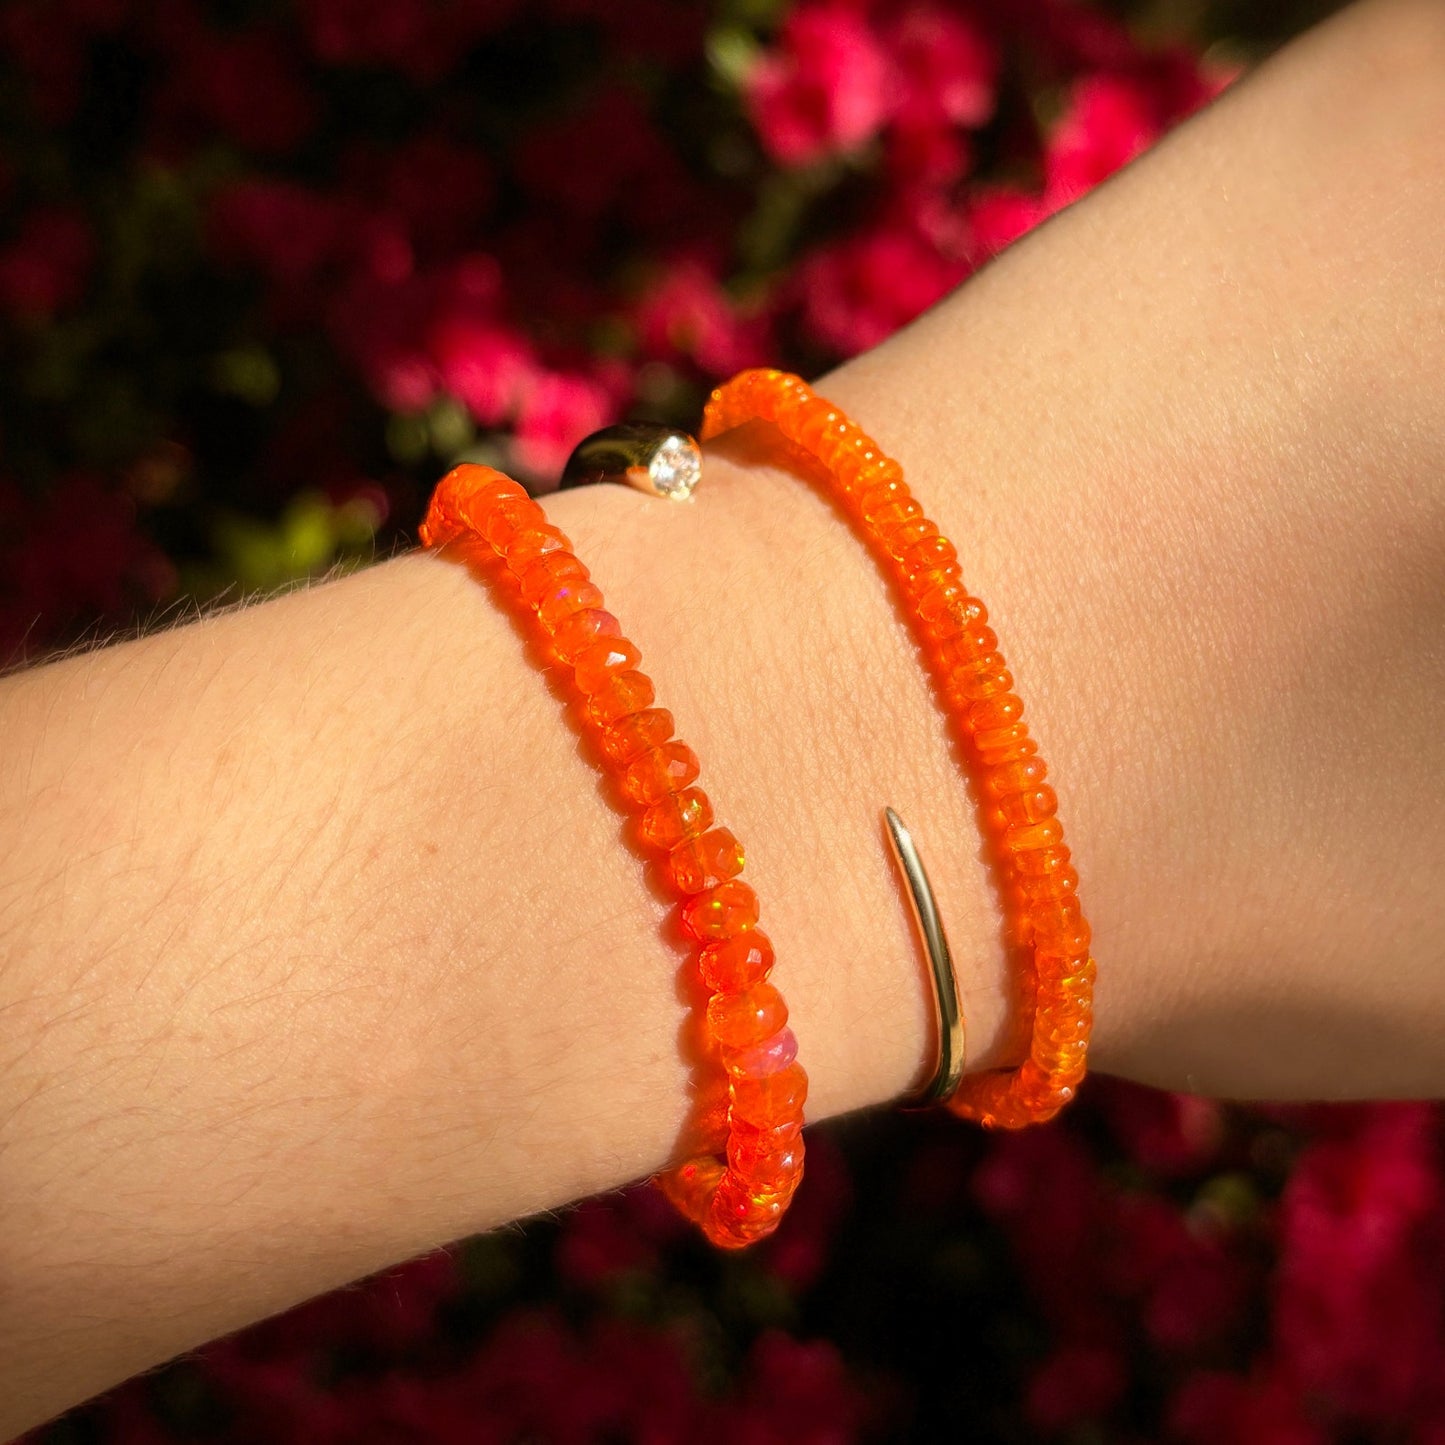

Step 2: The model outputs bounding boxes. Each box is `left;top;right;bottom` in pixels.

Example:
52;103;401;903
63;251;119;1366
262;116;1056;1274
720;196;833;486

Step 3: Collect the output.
884;805;967;1108
560;423;702;500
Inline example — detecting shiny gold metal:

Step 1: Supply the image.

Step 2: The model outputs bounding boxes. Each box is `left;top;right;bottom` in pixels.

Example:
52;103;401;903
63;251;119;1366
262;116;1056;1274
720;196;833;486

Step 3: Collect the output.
884;805;967;1106
559;422;702;500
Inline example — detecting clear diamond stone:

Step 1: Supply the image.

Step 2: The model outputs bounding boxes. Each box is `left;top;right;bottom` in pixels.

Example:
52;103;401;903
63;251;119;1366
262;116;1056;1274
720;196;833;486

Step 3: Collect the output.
648;433;702;499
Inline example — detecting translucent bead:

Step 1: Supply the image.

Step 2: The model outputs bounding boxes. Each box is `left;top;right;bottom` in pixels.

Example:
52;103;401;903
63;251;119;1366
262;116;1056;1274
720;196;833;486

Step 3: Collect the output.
853;457;904;496
867;497;924;533
985;756;1049;797
976;721;1033;763
682;879;760;939
969;692;1024;734
519;552;589;607
1018;865;1080;904
697;930;774;992
899;535;959;582
857;477;911;522
938;625;998;668
658;1153;725;1222
885;517;937;559
1030;895;1083;937
707;982;788;1049
666;826;744;895
483;494;546;551
551;607;622;664
723;1025;798;1078
730;1059;808;1127
620;741;701;806
1005;818;1065;854
597;708;675;768
505;523;572;574
1033;913;1092;955
574;636;642;693
727;1128;804;1193
994;785;1059;826
918;583;985;633
1013;843;1072;877
638;785;712;850
538;580;606;630
583;668;655;726
979;732;1039;767
951;654;1013;702
707;1171;785;1246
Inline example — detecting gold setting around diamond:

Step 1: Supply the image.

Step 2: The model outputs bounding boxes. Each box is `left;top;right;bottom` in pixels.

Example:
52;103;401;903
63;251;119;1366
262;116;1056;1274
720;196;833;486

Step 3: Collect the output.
560;422;702;500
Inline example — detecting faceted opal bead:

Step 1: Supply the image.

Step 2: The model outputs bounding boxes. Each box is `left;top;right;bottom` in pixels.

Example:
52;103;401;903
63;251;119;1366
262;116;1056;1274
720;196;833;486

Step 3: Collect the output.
723;1026;798;1078
620;741;701;806
697;930;774;992
730;1060;808;1127
993;785;1059;827
596;707;674;767
666;827;744;895
682;879;760;939
505;523;571;573
639;786;713;850
583;669;656;726
550;607;622;663
574;636;643;693
519;553;589;607
707;983;788;1049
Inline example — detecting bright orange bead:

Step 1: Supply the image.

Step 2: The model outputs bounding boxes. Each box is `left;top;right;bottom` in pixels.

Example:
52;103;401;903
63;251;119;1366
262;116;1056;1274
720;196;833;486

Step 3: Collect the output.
1006;817;1065;854
697;930;774;992
682;878;760;939
899;533;958;578
918;582;985;633
857;476;911;521
885;517;937;558
985;756;1049;797
658;1154;725;1222
666;826;745;894
583;668;655;726
621;741;701;806
1013;843;1072;877
951;654;1013;702
976;720;1033;762
707;982;788;1049
551;607;622;664
969;691;1025;733
730;1059;808;1127
519;552;589;607
597;707;674;767
483;493;546;550
706;1171;785;1247
505;523;572;573
1018;865;1080;904
727;1128;805;1193
574;635;643;693
937;625;998;668
868;497;923;533
537;579;605;630
639;786;712;850
993;785;1059;827
723;1026;798;1078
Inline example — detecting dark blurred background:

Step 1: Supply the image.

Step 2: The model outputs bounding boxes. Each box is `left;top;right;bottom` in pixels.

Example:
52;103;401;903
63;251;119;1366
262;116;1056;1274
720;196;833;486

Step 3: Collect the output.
9;2;1443;1443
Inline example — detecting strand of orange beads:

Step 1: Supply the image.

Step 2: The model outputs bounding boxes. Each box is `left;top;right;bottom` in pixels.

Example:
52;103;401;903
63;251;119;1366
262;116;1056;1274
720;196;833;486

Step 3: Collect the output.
419;462;807;1248
702;370;1095;1128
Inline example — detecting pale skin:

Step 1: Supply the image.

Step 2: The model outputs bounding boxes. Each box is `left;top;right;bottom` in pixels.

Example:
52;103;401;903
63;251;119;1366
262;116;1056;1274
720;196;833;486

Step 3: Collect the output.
1;0;1443;1434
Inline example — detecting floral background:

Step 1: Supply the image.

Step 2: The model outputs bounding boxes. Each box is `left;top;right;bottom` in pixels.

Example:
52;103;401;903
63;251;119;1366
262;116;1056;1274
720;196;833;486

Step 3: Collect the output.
5;0;1443;1440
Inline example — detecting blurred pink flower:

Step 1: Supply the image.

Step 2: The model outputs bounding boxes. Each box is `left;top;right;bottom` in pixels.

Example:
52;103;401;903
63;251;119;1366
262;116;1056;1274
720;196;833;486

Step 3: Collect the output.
207;180;348;287
199;28;317;154
300;0;519;83
1168;1367;1327;1445
511;366;617;478
1045;72;1159;209
634;256;773;376
0;206;95;319
798;218;966;355
1095;1079;1225;1178
1273;1102;1444;1419
1026;1341;1128;1432
969;185;1050;257
745;3;894;167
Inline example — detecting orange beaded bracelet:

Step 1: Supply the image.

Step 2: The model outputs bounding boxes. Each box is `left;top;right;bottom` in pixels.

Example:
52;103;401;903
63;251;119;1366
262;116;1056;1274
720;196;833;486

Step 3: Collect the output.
702;369;1096;1128
419;464;806;1249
